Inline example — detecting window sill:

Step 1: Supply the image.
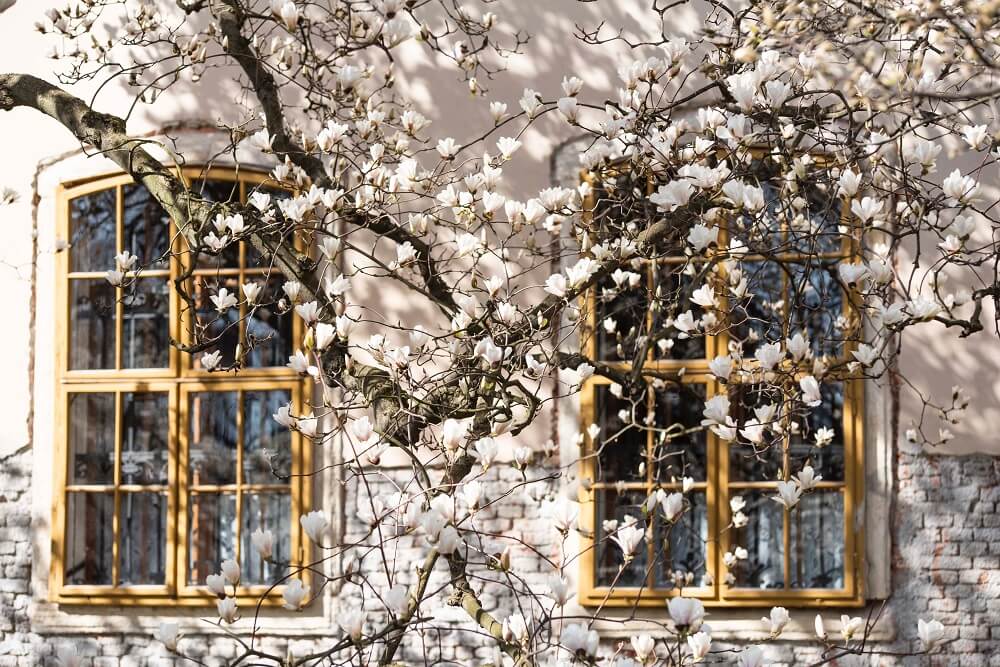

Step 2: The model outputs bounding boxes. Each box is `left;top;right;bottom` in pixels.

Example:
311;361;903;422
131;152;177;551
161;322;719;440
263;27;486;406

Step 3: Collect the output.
29;600;335;637
583;607;896;642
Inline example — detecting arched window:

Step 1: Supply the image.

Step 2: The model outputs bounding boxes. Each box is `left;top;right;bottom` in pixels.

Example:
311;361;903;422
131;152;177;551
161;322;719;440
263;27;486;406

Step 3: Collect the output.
52;170;309;605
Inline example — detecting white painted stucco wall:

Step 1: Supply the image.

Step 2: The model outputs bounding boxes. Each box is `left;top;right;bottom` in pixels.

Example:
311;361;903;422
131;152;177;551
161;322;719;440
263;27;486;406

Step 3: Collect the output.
0;0;996;460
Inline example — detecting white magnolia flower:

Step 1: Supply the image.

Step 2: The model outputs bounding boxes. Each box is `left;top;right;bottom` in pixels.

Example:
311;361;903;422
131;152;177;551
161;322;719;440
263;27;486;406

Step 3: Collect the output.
961;124;989;150
917;617;945;649
773;480;802;509
220;559;240;585
550;498;580;534
738;646;765;667
300;510;329;543
661;492;684;522
339;609;364;641
497;136;522;159
840;614;865;641
709;354;734;380
815;613;827;639
762;606;790;636
547;575;573;606
211;287;238;312
850;196;883;223
217;596;238;623
838;170;861;197
278;1;299;30
799;375;822;407
315;322;336;351
650;180;694;212
755;342;783;370
158;622;180;651
668;596;705;629
795;465;822;490
687;631;712;662
242;281;262;305
251;528;274;560
942;169;980;204
561;623;599;657
611;522;644;560
205;572;227;597
473;437;498;470
503;612;530;644
282;578;310;610
726;70;760;111
295;300;320;324
687;223;718;251
631;635;656;664
441;418;468;451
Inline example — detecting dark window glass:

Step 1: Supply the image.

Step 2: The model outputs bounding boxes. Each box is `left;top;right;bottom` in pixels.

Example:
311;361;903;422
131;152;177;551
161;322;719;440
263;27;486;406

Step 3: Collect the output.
241;492;291;584
69;392;115;485
119;492;167;585
121;392;169;485
594;385;647;483
790;490;844;588
653;491;708;588
243;390;292;484
188;493;237;585
729;491;784;589
65;492;114;585
652;383;707;482
595;489;647;587
189;392;238;486
122;278;170;369
70;279;116;370
70;189;116;273
122;184;170;268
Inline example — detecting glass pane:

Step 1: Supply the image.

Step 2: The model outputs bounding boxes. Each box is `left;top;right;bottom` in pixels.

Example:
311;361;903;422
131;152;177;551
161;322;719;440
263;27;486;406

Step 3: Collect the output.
69;189;116;273
190;277;240;369
595;489;647;587
789;381;846;481
188;493;237;585
68;392;115;485
245;279;293;368
245;187;293;266
121;392;169;485
728;384;785;482
192;179;241;270
789;263;843;358
244;390;293;484
122;184;170;268
654;491;708;588
651;265;707;360
790;490;844;589
652;383;707;482
189;392;238;486
730;491;785;589
732;176;783;252
594;275;649;362
729;261;784;357
241;492;291;585
64;492;113;585
122;278;170;369
119;492;167;585
594;385;647;483
69;279;116;370
789;185;844;254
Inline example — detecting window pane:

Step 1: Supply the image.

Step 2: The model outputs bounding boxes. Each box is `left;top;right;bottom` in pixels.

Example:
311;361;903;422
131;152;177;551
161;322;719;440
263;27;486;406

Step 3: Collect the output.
189;392;238;486
64;492;113;585
245;279;293;368
68;392;115;485
188;493;237;585
789;263;843;358
789;381;845;481
790;490;844;589
190;277;240;369
122;184;170;268
241;492;291;585
245;187;293;266
595;276;648;362
651;265;706;360
729;260;784;357
244;390;293;484
789;186;844;254
121;392;169;485
69;189;116;273
652;383;707;482
729;491;784;589
119;492;167;585
69;279;116;370
732;176;782;252
192;179;240;270
728;384;784;482
595;489;647;587
122;278;170;369
654;491;708;588
594;385;647;483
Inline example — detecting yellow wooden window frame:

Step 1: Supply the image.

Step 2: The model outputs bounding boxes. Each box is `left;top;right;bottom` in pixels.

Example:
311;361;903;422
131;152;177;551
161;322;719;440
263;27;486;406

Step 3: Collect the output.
575;164;866;608
51;168;311;606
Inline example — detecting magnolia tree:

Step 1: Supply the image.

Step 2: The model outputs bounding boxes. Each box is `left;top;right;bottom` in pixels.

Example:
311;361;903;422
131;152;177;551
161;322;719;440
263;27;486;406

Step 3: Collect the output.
5;0;1000;664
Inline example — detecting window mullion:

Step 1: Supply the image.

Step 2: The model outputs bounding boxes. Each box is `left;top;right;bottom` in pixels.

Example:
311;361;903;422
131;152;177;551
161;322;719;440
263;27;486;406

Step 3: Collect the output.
111;390;122;587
